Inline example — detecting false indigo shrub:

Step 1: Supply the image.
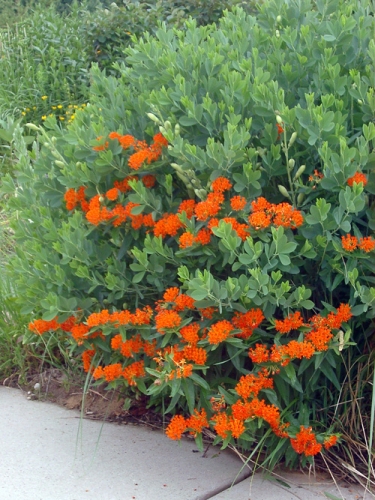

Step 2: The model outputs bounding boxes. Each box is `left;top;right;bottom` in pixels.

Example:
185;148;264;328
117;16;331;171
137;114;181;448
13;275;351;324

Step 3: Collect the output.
4;0;375;470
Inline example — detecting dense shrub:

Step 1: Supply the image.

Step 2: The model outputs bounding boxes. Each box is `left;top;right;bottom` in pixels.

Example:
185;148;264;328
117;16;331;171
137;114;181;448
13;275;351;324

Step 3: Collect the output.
3;0;375;471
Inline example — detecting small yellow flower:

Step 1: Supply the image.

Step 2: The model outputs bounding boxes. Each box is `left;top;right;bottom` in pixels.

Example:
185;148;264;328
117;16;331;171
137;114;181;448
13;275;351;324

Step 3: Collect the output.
33;106;36;110
21;111;26;116
41;115;47;120
57;104;63;109
41;95;48;100
59;116;65;121
51;106;56;110
26;107;30;111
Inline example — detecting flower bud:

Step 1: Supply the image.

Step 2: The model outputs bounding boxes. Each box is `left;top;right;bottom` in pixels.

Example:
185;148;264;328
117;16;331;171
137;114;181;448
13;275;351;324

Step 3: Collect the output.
159;126;167;136
174;123;180;135
164;120;171;130
276;15;282;23
293;165;306;180
26;123;40;131
54;160;65;168
288;132;297;147
276;115;283;124
99;195;105;203
275;30;280;38
146;113;161;124
278;185;290;199
358;99;363;105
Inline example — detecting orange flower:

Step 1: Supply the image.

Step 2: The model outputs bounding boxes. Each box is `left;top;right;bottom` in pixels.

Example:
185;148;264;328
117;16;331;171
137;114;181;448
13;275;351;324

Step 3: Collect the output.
194;193;224;221
93;363;123;382
359;236;375;253
248;211;272;229
142;174;156;188
232;309;264;339
290;426;322;456
71;323;90;344
194;228;211;245
347;172;367;187
106;188;119;201
183;345;207;365
29;318;59;335
153;132;168;147
64;188;78;210
179;231;195;249
178;199;196;218
114;176;138;193
119;134;136;149
276;122;284;138
248;344;270;364
128;149;151;170
163;287;180;302
211;176;232;193
153;214;184;238
82;349;95;372
323;435;338;450
174;293;195;311
208;320;233;344
186;409;209;436
283;340;315;360
180;323;200;344
228;417;246;438
155;310;181;332
235;372;273;399
122;360;145;385
166;415;187;440
212;412;230;439
305;327;332;351
230;195;247;211
341;234;358;252
274;311;305;334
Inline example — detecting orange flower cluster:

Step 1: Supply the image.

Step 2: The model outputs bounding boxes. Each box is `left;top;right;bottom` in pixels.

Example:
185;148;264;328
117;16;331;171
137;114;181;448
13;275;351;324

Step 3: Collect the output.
248;197;303;230
86;306;153;327
290;426;322;456
211;176;233;193
82;349;95;373
213;413;246;439
106;131;168;170
179;228;212;249
93;360;145;385
29;315;77;335
235;371;274;399
347;172;367;187
63;186;88;211
230;195;247;211
154;213;185;238
274;311;305;334
323;435;338;450
155;309;182;332
232;309;264;339
207;319;234;344
342;234;375;253
194;192;224;221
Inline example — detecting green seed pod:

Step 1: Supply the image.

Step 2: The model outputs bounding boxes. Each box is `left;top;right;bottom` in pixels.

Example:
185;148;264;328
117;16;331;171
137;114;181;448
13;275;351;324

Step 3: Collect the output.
278;185;290;199
288;132;297;147
276;115;283;124
293;165;306;180
297;193;305;206
146;113;161;124
164;120;171;130
54;160;65;168
288;159;295;169
174;123;180;135
26;123;39;131
276;15;282;23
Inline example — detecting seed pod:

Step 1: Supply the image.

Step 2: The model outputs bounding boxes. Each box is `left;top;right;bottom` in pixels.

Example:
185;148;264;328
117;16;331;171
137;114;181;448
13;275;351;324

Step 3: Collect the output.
288;132;297;147
288;159;295;169
297;193;305;206
278;185;290;199
276;15;282;23
146;113;161;124
26;123;39;131
174;123;180;135
164;120;171;130
54;160;65;168
276;115;283;124
293;165;306;180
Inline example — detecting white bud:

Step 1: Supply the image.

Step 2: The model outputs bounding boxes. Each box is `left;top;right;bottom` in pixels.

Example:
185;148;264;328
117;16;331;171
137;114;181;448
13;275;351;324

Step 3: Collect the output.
276;115;283;124
147;113;161;124
288;132;297;147
293;165;306;180
288;159;295;169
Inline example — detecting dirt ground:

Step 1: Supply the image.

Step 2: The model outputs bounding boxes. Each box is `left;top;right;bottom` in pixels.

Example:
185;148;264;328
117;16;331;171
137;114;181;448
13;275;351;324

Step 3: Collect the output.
1;368;166;429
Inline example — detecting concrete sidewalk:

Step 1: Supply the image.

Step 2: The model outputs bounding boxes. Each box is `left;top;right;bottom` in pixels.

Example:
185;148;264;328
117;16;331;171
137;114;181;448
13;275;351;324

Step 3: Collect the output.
0;386;372;500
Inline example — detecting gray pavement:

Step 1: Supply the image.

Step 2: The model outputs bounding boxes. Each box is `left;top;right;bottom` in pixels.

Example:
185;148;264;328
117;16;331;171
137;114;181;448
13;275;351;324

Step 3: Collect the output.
0;386;372;500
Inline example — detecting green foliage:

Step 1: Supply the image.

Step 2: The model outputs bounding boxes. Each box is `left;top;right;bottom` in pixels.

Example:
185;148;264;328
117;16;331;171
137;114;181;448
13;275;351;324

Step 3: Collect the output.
3;0;375;472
